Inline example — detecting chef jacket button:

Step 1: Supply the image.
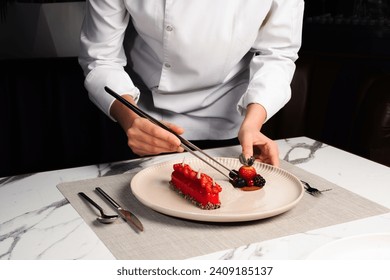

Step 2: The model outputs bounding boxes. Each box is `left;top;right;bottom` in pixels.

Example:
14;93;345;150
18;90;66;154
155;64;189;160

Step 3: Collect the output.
164;63;171;68
166;25;173;32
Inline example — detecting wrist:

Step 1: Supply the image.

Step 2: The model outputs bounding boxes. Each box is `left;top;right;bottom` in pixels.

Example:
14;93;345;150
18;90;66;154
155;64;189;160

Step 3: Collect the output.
242;103;267;130
109;94;139;131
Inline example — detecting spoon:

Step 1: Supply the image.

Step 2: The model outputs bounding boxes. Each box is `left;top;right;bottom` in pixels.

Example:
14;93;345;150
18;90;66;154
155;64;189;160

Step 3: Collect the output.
78;192;118;224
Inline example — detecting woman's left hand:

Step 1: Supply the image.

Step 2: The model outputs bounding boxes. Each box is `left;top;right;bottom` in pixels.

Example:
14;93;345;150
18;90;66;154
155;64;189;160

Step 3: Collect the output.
238;103;280;167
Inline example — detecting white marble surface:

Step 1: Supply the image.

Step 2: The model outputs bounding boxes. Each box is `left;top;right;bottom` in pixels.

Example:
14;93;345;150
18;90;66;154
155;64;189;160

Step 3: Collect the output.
1;137;389;260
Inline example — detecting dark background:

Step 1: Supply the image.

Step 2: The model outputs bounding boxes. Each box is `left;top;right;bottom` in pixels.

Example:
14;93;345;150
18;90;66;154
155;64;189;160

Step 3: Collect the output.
262;0;390;165
1;0;390;177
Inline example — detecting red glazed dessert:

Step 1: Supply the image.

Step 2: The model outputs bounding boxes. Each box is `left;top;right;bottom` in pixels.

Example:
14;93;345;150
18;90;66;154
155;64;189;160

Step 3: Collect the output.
170;163;222;210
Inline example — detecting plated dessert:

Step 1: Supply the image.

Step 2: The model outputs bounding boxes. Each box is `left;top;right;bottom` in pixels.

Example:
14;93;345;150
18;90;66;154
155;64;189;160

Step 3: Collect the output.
131;157;304;222
169;158;266;209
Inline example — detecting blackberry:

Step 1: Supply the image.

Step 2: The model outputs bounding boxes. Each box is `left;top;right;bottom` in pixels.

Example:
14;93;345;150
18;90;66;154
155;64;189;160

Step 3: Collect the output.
253;174;266;187
231;177;246;188
229;169;239;179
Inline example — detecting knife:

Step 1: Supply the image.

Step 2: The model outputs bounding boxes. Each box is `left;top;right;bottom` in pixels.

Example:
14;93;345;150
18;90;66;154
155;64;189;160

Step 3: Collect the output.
95;187;144;232
104;86;238;180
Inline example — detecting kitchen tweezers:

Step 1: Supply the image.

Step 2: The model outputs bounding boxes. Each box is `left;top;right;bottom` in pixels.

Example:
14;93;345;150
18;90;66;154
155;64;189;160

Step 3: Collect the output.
104;86;235;180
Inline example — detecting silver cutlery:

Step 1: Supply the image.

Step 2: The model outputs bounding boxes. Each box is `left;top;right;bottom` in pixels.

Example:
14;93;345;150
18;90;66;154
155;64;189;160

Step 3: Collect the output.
95;187;144;232
78;192;118;224
300;180;332;196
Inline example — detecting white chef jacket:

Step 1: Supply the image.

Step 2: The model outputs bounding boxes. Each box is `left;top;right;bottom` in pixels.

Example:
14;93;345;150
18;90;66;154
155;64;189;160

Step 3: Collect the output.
79;0;304;140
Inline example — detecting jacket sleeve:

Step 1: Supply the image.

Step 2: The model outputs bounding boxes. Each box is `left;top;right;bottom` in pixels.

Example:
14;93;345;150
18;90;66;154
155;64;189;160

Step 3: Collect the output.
237;0;304;121
78;0;140;120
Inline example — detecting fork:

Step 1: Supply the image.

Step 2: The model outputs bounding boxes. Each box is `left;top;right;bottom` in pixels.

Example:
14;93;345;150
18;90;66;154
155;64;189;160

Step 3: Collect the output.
300;180;332;196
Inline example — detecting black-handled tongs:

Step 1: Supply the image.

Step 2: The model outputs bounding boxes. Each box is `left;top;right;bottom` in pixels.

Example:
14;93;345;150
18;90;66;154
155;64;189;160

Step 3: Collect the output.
104;86;237;180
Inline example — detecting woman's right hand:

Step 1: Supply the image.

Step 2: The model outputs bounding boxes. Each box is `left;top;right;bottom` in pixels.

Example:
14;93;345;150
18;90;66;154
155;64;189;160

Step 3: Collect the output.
110;94;184;156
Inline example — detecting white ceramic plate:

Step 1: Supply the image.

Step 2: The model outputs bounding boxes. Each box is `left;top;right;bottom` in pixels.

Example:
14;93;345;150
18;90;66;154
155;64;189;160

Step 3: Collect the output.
307;233;390;259
130;157;304;222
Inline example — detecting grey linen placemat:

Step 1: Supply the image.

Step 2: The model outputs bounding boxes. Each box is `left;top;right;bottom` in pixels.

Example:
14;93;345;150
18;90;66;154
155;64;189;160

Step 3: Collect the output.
57;161;389;260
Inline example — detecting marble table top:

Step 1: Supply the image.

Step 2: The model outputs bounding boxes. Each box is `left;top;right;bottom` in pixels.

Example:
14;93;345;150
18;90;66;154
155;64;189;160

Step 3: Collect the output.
1;136;389;260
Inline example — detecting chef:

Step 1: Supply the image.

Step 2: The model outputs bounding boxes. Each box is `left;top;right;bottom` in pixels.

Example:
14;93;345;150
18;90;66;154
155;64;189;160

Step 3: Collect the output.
78;0;304;166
